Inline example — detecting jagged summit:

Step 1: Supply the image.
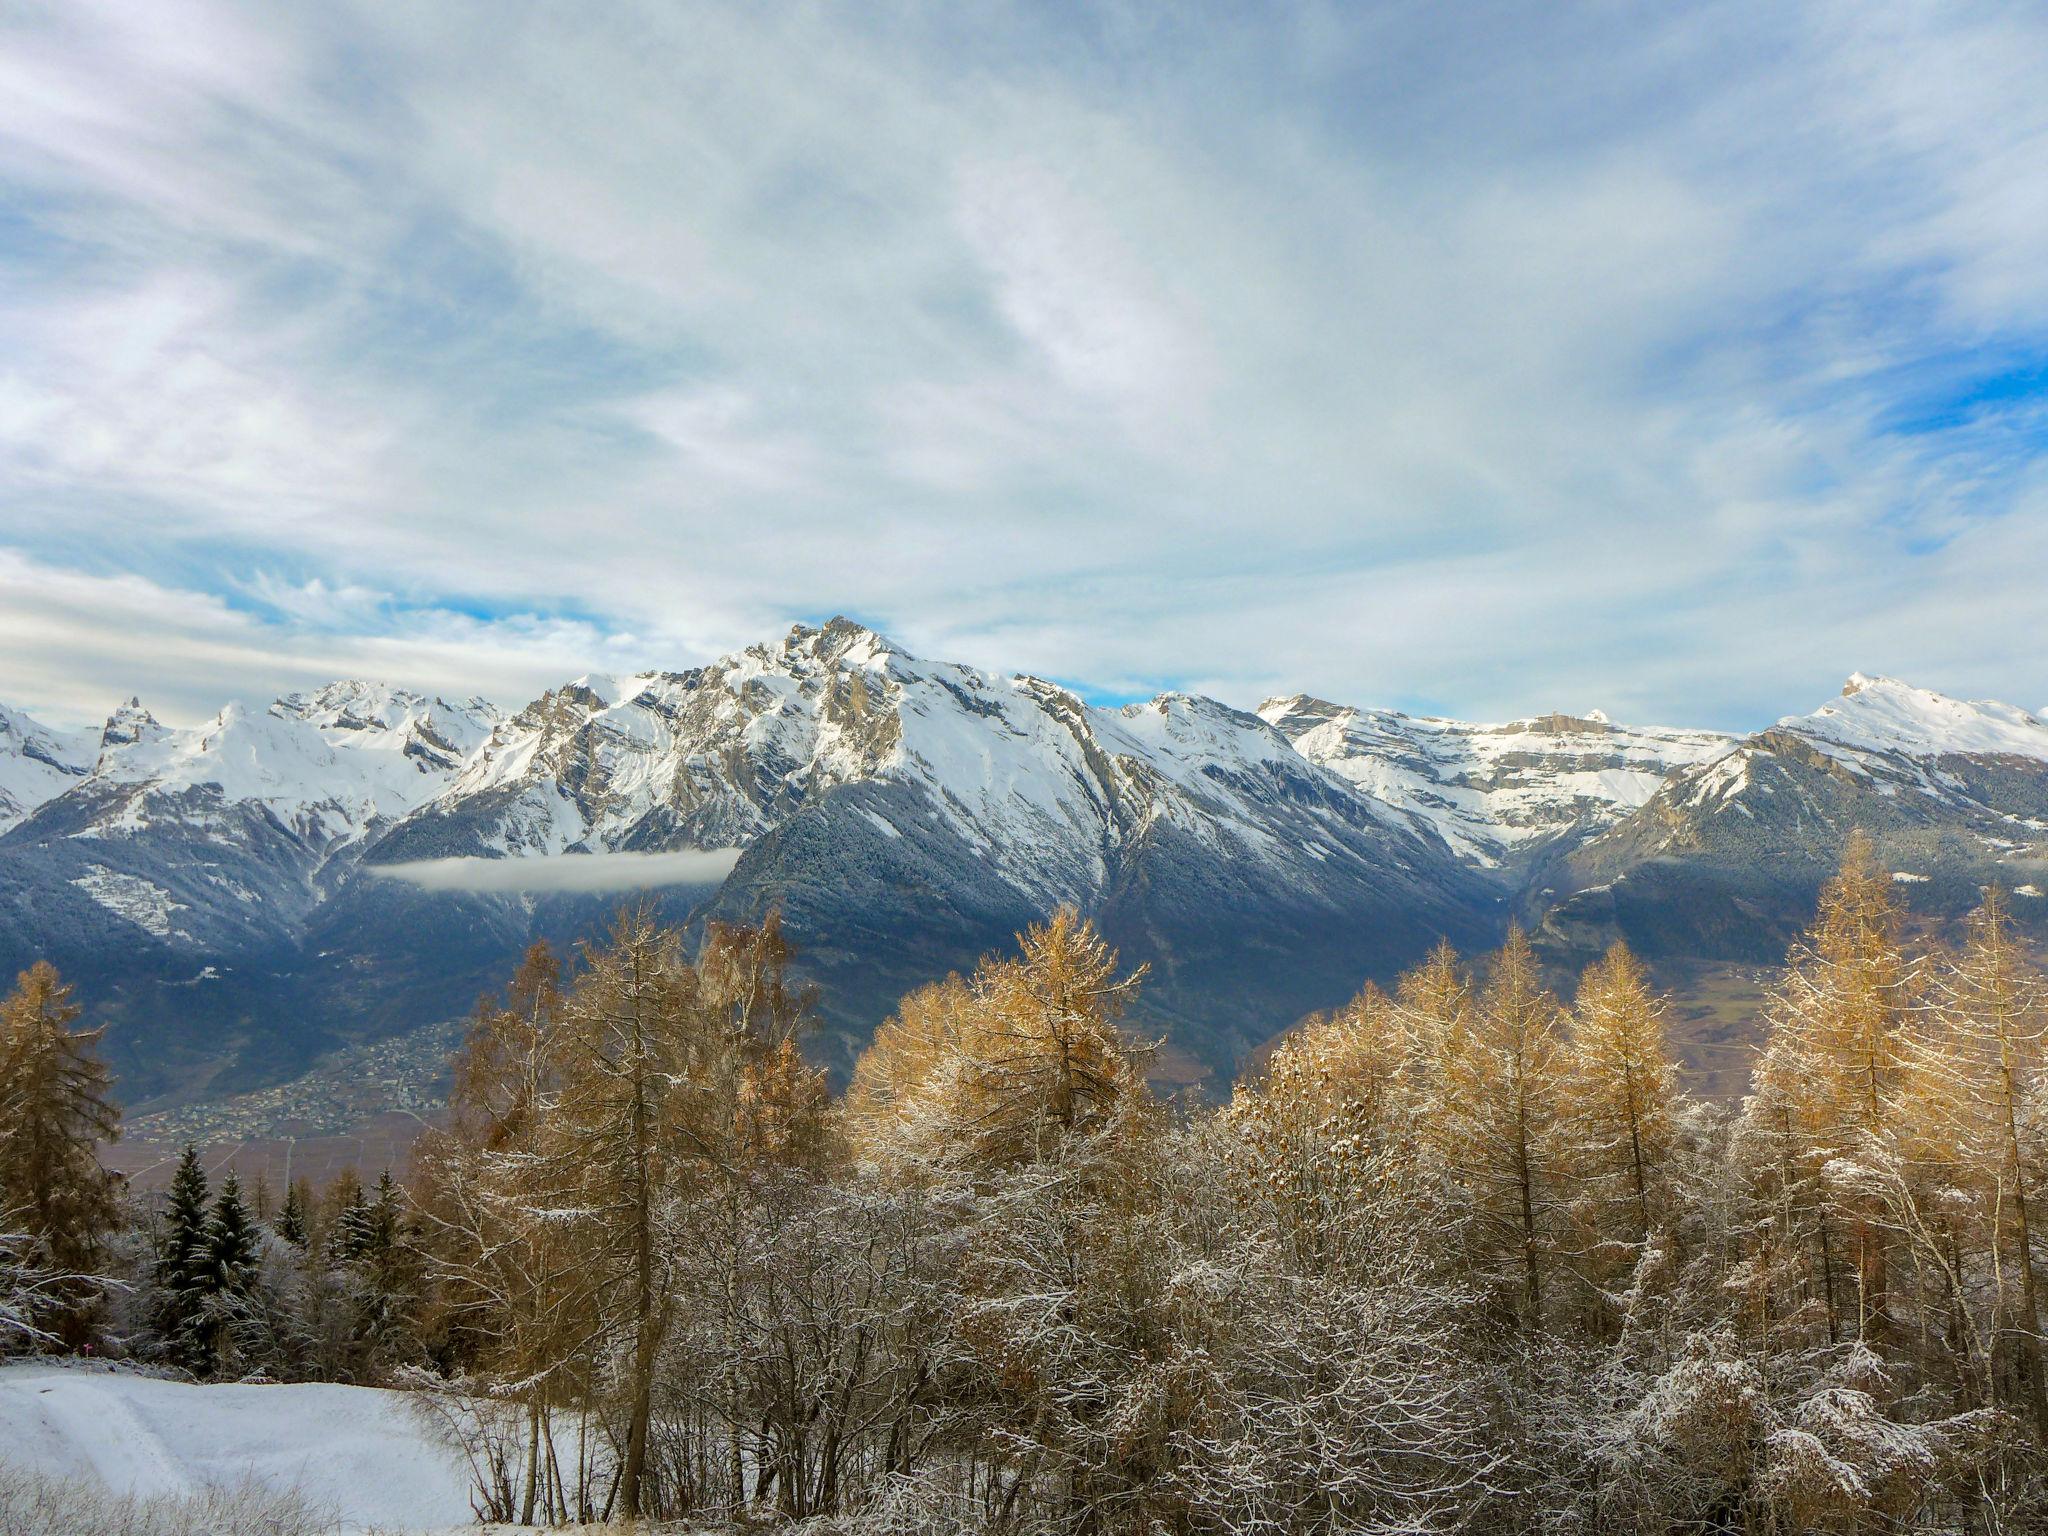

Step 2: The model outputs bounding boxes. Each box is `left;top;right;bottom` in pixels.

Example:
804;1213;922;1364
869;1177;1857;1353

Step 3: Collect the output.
99;697;165;753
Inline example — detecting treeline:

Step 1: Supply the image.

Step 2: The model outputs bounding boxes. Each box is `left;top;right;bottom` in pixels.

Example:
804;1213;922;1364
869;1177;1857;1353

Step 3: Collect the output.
0;960;437;1382
3;832;2048;1531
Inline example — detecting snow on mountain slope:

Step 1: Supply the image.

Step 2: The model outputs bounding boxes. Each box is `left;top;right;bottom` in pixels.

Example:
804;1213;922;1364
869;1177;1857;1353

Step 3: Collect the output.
1586;674;2048;853
1543;675;2048;968
376;619;1421;907
0;686;500;962
381;621;1111;893
0;1360;474;1533
1260;695;1733;868
1794;674;2048;763
81;685;499;851
0;702;93;831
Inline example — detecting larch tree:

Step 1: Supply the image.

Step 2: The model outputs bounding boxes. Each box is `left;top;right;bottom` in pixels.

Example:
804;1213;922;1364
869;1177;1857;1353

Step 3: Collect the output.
843;908;1175;1530
1562;941;1684;1320
0;961;119;1347
1223;982;1416;1274
954;905;1151;1171
1744;831;1917;1356
550;906;701;1522
411;940;598;1524
1913;885;2048;1433
842;972;974;1167
1451;926;1566;1328
1394;938;1473;1137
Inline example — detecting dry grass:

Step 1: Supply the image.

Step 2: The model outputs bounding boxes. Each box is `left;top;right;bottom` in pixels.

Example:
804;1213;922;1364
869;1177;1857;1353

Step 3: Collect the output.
0;1460;336;1536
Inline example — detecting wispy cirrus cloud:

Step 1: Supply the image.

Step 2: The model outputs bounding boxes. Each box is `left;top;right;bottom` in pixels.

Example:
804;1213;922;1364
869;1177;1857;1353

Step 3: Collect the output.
0;1;2044;732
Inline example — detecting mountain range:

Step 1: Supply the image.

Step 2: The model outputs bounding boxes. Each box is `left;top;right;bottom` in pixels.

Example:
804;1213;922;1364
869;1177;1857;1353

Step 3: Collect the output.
2;619;2043;1109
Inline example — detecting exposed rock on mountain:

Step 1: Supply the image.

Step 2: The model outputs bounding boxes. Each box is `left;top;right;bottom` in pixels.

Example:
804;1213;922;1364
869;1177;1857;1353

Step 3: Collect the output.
1;638;2042;1109
1260;696;1731;871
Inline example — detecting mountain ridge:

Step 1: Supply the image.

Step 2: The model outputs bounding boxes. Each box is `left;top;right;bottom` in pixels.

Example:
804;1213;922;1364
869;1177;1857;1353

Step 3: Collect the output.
1;625;2043;1106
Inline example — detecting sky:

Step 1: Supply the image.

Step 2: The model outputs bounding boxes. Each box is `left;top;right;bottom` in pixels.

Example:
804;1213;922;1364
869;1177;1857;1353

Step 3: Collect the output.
2;0;2045;733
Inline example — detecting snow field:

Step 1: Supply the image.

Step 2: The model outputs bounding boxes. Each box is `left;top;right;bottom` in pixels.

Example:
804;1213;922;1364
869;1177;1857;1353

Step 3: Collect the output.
0;1360;477;1533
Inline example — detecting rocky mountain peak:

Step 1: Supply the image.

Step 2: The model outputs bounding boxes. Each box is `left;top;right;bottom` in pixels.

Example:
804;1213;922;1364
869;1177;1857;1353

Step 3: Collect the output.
99;697;166;753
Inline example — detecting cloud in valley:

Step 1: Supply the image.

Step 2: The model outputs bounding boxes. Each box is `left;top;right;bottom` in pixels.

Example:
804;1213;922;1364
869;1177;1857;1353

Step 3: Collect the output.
367;849;744;896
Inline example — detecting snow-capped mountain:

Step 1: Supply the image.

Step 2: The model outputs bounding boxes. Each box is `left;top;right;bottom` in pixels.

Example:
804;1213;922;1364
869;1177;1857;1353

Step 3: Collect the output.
376;621;1436;895
1542;675;2048;963
1259;696;1732;870
0;634;2041;1108
0;702;94;831
355;620;1496;1076
79;684;500;853
1788;672;2048;765
0;685;498;964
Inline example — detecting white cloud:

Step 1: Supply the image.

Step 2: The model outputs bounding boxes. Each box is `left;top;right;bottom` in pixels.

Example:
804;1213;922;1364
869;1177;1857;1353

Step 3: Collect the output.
0;0;2043;731
368;849;742;894
956;157;1214;441
0;552;665;727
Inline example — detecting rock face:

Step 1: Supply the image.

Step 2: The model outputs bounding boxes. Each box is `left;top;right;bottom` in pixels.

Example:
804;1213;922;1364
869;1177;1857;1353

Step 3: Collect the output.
2;635;2044;1108
1260;696;1732;872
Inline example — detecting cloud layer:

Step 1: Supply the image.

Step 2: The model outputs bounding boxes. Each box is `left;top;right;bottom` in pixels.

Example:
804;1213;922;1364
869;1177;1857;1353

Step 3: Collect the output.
2;1;2045;731
368;850;743;895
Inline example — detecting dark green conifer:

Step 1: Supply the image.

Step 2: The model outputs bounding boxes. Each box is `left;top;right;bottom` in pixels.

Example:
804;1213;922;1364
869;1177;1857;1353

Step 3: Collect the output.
153;1146;213;1373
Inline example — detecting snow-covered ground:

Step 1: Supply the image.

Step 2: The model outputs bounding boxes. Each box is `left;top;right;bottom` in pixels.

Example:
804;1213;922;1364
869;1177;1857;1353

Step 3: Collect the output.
0;1359;477;1532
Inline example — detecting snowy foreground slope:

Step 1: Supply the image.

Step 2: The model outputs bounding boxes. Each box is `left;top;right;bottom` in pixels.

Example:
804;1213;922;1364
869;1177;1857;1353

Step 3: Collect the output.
0;1360;475;1533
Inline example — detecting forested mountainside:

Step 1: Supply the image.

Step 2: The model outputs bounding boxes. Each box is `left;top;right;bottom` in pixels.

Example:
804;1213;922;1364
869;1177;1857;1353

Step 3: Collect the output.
0;621;2043;1104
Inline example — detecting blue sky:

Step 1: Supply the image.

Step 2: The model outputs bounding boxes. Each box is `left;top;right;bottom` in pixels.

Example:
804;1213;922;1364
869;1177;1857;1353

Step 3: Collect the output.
1;0;2045;731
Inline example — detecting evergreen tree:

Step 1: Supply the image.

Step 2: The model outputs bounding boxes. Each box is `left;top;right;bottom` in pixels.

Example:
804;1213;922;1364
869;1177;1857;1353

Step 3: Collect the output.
250;1170;274;1223
365;1171;400;1259
209;1174;260;1288
203;1173;262;1376
153;1146;214;1373
331;1172;372;1266
273;1180;308;1248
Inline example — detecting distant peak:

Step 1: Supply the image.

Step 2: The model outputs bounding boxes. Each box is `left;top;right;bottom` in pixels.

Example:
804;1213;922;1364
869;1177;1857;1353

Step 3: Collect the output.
1839;672;1922;699
786;615;910;667
567;672;621;707
1259;693;1344;718
1791;674;2048;762
101;697;164;750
